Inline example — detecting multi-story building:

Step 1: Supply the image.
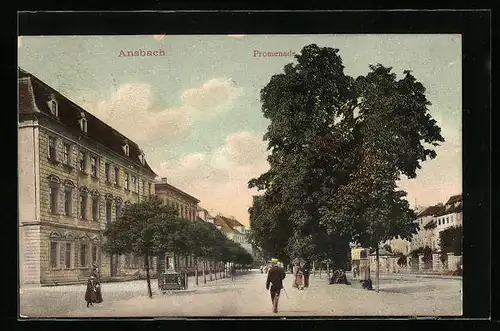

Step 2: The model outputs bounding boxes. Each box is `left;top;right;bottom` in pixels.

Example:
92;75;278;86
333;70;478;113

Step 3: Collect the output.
214;216;245;244
213;215;253;254
154;177;200;271
197;206;215;224
18;68;157;286
391;193;463;254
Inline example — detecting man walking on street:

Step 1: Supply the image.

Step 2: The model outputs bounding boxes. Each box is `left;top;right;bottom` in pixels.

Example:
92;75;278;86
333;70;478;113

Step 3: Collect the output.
266;259;286;313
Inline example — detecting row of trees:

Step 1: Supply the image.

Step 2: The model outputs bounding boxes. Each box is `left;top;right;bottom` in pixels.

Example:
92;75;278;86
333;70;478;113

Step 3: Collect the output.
103;196;253;297
247;44;445;287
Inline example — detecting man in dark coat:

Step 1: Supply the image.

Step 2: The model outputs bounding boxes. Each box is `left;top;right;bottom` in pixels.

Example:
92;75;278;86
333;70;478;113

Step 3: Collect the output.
266;262;286;313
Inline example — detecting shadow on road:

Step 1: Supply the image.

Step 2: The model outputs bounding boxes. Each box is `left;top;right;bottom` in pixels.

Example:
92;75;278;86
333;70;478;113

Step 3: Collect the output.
379;284;442;294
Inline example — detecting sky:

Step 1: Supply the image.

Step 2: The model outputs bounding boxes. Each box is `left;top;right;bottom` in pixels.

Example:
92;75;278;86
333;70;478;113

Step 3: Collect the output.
18;34;462;227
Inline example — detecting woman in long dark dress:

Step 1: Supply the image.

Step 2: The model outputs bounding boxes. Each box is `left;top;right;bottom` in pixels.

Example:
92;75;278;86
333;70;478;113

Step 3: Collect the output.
90;263;103;303
85;275;97;307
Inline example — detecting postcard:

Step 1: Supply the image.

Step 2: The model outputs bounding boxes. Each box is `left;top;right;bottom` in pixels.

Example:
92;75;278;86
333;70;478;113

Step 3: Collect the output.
18;34;462;318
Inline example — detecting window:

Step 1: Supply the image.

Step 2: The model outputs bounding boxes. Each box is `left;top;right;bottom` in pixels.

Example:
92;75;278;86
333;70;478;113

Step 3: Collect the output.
106;200;112;225
80;194;87;220
48;136;56;160
79;151;86;172
148;183;151;195
115;201;122;219
63;143;70;165
92;245;98;263
80;244;88;267
124;143;129;156
49;186;58;214
65;243;72;268
132;176;137;192
142;180;145;194
92;197;99;221
105;163;110;181
90;156;98;177
79;112;88;133
50;242;58;268
114;166;119;185
48;97;58;117
64;188;72;216
124;173;129;190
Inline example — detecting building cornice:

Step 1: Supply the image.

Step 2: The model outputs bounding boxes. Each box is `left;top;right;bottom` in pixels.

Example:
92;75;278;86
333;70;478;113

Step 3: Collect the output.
20;220;103;233
155;182;200;203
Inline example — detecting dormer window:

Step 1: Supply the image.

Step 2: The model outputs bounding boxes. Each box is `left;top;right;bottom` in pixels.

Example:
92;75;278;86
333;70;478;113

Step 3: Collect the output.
139;150;145;164
47;95;59;117
123;142;130;156
78;111;88;133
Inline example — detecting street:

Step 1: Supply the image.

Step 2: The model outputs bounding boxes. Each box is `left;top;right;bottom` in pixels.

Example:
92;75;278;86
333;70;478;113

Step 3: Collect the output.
20;270;462;317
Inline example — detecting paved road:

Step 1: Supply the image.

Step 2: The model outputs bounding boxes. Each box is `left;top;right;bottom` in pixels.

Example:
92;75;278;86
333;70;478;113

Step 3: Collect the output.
20;270;462;317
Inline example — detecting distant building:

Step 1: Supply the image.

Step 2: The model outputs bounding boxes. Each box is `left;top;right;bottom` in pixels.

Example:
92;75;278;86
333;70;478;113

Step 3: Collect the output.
390;193;463;255
154;178;200;271
18;68;157;286
214;215;252;254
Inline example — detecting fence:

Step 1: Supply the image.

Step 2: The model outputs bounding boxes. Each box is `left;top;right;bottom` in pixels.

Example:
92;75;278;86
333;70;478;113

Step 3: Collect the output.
369;253;462;275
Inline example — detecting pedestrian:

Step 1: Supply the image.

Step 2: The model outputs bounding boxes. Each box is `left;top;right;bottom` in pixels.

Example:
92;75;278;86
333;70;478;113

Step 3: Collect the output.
85;275;97;307
231;264;236;281
90;263;103;304
303;262;310;288
266;259;286;313
294;264;305;290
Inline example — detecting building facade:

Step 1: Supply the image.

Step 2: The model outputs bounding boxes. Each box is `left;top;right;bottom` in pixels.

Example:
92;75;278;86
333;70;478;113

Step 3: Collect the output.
154;178;200;271
213;215;253;254
389;194;463;255
18;68;157;286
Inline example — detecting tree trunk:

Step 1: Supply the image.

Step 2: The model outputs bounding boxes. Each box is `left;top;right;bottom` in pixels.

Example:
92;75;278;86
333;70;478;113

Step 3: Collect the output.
313;261;316;275
203;260;207;284
195;257;199;286
214;262;218;281
209;261;213;281
376;246;380;293
144;254;153;298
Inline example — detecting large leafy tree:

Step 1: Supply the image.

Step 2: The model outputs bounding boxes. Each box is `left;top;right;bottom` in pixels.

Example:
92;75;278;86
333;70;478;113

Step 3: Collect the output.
249;44;444;271
103;196;182;298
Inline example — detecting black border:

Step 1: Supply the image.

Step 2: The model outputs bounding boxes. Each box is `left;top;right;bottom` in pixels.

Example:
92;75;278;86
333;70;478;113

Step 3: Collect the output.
12;9;492;328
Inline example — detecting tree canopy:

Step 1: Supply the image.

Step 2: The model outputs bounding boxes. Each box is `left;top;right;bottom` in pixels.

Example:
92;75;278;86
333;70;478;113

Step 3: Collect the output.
104;196;253;297
248;44;444;266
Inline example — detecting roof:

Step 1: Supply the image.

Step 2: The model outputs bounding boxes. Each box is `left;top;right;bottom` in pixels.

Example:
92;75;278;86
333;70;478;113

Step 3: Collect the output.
223;217;245;229
154;181;200;204
445;194;462;206
214;216;243;235
18;68;157;177
417;205;445;218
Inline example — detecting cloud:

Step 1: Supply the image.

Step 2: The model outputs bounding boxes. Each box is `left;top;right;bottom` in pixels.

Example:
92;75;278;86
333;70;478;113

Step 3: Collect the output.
154;131;270;225
82;83;190;145
181;78;243;110
18;36;22;48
